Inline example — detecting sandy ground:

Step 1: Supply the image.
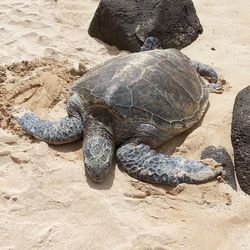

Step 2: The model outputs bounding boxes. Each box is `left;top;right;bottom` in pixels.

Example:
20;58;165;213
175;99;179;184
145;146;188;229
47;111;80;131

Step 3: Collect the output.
0;0;250;249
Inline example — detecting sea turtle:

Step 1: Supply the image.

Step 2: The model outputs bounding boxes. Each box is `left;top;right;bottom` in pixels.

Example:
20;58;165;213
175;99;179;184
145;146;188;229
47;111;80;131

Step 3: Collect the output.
17;46;223;185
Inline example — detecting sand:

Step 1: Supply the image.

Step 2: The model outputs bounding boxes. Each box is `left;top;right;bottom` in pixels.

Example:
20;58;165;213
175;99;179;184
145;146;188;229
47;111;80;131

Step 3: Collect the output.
0;0;250;249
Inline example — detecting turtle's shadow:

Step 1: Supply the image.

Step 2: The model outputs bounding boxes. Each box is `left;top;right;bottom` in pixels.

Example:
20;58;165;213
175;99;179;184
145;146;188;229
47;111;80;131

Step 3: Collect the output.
51;139;82;153
159;102;209;155
92;37;125;56
159;122;199;155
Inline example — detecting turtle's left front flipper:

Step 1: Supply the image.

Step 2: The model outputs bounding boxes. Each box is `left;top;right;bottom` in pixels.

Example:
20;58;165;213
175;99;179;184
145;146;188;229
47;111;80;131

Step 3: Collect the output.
116;141;222;185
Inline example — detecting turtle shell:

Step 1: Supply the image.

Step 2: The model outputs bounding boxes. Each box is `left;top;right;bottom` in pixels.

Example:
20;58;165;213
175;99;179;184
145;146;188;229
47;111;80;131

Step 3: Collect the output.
72;49;208;131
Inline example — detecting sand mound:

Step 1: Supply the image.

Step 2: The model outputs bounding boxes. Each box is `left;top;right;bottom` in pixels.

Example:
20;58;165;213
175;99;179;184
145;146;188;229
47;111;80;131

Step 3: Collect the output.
0;57;84;136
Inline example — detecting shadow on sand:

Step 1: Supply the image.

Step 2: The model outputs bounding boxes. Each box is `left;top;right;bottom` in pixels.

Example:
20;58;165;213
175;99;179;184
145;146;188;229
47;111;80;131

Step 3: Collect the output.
92;37;125;56
36;103;210;190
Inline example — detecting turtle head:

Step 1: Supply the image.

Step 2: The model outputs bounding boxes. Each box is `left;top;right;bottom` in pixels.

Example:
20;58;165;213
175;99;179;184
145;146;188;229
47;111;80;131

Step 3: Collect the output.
83;119;114;184
85;158;112;184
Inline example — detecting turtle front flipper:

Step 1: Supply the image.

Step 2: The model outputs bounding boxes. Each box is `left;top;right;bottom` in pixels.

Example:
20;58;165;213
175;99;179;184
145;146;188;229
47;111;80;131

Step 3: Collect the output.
83;117;114;183
116;141;223;185
17;113;84;144
16;93;85;145
191;61;218;83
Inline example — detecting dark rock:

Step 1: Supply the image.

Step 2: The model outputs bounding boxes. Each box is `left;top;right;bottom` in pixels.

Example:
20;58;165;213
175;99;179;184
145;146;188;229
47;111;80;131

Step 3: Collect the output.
231;85;250;195
201;146;237;190
88;0;203;52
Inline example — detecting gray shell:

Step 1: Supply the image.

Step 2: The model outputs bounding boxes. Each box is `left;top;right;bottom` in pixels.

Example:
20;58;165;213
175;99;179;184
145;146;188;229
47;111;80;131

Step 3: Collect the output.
72;49;208;132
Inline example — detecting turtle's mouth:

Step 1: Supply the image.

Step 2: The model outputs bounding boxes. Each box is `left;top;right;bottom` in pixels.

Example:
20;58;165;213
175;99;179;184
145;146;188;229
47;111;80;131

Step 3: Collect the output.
90;176;105;184
86;171;106;184
85;162;110;184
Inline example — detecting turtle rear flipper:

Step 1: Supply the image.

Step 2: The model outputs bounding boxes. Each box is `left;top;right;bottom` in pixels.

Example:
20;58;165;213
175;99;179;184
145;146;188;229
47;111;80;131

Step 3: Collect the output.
190;61;218;83
141;36;219;85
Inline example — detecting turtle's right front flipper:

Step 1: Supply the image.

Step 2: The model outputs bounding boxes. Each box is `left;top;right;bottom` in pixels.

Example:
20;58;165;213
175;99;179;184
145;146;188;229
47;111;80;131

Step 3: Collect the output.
16;93;85;145
17;113;84;145
116;141;222;185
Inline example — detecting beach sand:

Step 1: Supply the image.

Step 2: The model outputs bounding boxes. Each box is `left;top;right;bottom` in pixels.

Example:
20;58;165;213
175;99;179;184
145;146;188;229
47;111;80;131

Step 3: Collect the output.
0;0;250;249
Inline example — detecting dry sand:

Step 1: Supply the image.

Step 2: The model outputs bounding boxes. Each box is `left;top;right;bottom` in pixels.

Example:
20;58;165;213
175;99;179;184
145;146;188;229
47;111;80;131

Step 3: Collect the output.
0;0;250;249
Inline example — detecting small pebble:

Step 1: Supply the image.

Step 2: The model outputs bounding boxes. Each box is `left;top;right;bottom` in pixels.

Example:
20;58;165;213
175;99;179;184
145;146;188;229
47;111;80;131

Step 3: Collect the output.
12;197;18;202
167;185;185;195
0;76;6;83
3;194;11;200
69;62;87;76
